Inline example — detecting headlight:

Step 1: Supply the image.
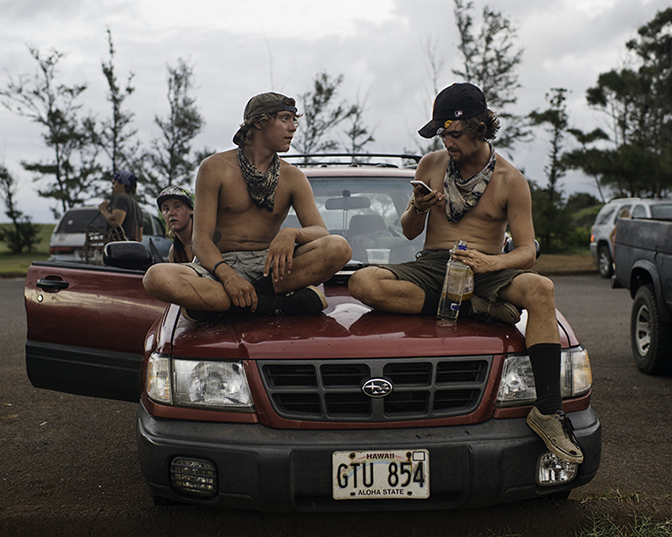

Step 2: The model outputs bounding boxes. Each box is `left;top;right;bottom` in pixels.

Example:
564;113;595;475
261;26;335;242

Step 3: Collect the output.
496;346;592;407
146;353;254;411
147;353;172;404
174;360;253;410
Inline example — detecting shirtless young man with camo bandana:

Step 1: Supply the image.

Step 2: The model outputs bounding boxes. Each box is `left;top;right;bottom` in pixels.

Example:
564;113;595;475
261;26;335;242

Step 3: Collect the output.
348;83;584;465
143;92;351;319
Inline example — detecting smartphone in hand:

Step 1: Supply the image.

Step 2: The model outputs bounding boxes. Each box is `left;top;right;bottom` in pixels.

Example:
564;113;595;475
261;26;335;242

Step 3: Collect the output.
410;180;432;195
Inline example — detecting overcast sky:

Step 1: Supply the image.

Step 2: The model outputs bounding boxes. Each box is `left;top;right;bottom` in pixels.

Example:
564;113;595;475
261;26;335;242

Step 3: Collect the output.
1;0;669;223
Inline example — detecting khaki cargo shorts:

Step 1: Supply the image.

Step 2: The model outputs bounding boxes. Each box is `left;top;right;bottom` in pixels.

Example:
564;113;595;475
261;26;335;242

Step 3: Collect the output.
186;249;269;283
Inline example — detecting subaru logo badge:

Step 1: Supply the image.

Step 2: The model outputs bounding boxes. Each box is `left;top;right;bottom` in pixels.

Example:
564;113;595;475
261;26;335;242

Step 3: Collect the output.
362;378;393;398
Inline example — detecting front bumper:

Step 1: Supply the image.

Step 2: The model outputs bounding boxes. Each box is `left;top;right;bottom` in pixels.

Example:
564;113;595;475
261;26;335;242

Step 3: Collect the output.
136;403;601;512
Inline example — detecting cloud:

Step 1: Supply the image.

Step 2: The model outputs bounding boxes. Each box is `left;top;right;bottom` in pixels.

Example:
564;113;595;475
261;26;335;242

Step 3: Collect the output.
1;0;670;222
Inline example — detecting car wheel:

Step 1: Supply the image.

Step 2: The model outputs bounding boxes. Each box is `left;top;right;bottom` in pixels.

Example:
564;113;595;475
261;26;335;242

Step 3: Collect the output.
630;284;672;375
597;244;613;278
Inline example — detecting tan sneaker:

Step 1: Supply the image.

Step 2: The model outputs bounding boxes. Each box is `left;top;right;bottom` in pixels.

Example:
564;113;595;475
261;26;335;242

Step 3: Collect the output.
469;294;521;324
526;406;584;464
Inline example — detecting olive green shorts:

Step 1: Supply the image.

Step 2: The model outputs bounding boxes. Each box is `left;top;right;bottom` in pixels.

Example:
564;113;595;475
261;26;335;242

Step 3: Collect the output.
382;249;537;303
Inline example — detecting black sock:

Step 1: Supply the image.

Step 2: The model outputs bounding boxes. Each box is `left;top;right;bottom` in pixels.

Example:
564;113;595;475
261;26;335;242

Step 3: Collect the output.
421;292;440;316
228;294;278;316
252;275;276;295
528;343;562;415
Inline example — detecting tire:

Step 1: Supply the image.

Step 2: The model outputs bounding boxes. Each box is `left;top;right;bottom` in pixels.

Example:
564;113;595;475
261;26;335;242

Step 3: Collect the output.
630;284;672;375
597;244;613;278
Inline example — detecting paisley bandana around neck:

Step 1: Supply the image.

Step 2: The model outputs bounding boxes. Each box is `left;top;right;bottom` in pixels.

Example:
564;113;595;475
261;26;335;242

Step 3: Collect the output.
444;143;496;223
237;147;281;211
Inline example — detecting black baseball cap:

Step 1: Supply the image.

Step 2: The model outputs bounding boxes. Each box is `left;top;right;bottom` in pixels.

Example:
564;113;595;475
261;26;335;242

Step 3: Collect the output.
418;83;487;138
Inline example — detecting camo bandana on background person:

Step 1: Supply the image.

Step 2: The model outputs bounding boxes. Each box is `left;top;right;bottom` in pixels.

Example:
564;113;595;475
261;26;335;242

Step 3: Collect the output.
444;143;496;223
237;147;281;211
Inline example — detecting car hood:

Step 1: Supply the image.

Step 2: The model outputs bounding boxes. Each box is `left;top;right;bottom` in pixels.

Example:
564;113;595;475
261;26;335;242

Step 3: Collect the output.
156;286;574;360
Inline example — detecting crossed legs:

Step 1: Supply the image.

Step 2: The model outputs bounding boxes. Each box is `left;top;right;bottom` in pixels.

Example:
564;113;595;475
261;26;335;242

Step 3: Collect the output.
143;234;351;311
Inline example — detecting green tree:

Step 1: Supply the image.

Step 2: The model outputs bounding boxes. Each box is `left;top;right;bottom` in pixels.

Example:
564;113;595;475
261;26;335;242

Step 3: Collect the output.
412;38;447;156
584;8;672;198
452;0;529;152
343;91;375;163
529;88;570;252
0;47;99;217
564;128;610;203
0;165;41;253
144;58;204;198
97;28;139;180
293;72;357;160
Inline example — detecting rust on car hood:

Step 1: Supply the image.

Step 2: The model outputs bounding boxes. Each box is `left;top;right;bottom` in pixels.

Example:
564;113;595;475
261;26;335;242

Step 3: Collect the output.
160;286;573;360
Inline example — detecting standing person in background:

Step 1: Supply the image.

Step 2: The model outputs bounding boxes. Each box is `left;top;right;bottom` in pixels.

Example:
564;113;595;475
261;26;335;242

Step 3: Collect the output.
98;170;143;241
157;186;194;263
610;208;630;247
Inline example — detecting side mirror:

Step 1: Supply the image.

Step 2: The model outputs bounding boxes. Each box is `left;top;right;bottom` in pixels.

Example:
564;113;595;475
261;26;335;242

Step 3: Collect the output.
103;241;155;271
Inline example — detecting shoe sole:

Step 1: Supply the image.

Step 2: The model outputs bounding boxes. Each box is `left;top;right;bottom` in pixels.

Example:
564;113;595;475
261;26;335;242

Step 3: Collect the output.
526;413;584;464
306;285;328;311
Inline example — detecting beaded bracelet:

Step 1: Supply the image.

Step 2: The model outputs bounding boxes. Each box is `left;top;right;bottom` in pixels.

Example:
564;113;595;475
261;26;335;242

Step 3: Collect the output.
411;198;429;215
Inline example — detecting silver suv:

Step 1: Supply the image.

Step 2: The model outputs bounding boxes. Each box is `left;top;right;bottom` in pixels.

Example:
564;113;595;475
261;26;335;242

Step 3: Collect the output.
590;197;672;278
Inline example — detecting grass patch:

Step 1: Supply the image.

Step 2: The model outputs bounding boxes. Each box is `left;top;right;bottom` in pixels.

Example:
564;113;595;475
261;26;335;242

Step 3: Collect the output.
576;515;672;537
0;223;53;277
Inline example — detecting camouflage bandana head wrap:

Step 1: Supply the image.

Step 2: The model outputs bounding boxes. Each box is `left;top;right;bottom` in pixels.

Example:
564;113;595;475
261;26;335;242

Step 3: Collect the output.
444;143;495;223
237;147;280;211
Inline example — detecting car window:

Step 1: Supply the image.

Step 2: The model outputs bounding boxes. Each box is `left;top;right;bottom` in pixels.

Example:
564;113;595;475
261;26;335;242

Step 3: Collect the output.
631;204;647;218
610;204;631;223
650;203;672;219
595;206;616;226
55;210;106;233
142;214;166;236
290;176;425;264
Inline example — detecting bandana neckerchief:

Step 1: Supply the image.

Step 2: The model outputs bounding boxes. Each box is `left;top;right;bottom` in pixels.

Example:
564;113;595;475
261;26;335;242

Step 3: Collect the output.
237;147;280;211
444;143;496;223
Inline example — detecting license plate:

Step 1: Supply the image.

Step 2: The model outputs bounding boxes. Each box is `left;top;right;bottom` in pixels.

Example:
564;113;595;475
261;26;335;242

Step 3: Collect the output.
332;449;429;500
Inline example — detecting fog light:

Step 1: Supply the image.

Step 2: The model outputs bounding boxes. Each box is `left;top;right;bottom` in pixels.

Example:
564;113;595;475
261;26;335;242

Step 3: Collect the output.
536;452;578;486
170;457;217;496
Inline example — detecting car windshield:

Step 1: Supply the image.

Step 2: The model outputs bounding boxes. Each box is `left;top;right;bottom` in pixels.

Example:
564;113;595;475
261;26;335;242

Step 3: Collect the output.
288;177;426;264
55;210;107;233
650;203;672;219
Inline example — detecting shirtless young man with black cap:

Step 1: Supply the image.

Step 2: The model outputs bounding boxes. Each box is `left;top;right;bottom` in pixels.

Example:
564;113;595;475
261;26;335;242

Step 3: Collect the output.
348;83;584;464
143;92;351;319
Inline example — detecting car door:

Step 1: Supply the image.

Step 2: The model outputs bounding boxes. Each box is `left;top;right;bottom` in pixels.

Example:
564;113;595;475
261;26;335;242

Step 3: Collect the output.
24;262;167;402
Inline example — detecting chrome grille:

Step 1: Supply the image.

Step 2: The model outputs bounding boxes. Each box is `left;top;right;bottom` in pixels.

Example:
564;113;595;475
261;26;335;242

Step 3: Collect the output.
259;357;491;422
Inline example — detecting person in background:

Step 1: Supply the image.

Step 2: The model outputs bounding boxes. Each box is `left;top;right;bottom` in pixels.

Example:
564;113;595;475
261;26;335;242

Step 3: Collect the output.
157;186;194;263
98;170;143;241
610;208;630;247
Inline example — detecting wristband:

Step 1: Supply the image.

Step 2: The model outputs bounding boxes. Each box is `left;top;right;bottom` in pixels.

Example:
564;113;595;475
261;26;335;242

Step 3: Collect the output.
212;260;227;275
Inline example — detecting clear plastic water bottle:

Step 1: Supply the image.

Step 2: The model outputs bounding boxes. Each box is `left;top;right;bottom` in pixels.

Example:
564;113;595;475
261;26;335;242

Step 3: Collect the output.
437;240;470;325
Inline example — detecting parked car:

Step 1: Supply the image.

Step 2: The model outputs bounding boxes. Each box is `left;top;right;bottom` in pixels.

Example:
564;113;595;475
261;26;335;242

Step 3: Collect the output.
590;197;672;278
25;154;601;511
613;217;672;375
49;206;172;263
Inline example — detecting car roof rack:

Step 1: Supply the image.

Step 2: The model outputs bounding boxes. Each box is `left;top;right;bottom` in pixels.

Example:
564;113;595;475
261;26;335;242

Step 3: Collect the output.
283;153;422;168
